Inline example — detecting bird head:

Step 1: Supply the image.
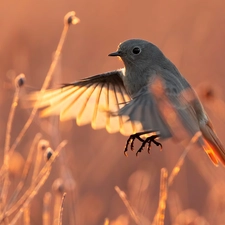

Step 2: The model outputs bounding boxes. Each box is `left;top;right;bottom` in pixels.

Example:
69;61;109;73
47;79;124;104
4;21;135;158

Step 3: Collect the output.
108;39;164;69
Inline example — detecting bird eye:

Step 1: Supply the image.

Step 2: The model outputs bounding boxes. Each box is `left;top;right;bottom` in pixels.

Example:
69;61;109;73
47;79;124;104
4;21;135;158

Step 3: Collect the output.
132;47;141;55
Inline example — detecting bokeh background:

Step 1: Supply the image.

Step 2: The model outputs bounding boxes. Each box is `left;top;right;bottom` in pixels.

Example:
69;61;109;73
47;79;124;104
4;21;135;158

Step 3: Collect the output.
1;0;225;224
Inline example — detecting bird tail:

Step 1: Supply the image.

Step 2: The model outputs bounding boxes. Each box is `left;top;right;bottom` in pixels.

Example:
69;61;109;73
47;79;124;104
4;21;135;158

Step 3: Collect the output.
201;122;225;166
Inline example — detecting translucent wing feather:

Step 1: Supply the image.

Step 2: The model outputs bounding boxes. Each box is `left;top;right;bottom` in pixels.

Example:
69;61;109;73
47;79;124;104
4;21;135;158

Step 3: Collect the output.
27;69;142;136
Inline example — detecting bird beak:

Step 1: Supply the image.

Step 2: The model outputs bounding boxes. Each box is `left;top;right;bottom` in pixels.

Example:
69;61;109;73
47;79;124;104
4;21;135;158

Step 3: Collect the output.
108;51;121;57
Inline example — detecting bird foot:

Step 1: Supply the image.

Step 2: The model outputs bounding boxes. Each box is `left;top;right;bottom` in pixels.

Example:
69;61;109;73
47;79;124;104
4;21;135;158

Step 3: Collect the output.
124;131;162;156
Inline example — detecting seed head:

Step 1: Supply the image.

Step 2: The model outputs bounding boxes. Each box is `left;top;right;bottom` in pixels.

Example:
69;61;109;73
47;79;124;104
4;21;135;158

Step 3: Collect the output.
15;73;26;88
64;11;80;25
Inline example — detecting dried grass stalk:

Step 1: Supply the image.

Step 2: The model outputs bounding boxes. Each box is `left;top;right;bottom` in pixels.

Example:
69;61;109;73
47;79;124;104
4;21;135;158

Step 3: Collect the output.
115;186;141;225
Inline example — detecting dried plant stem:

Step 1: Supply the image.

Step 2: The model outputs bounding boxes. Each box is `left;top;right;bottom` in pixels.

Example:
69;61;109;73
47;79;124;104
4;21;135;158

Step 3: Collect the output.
0;140;67;223
0;11;78;214
43;192;52;225
152;132;202;225
152;168;168;225
4;87;20;166
114;186;141;225
68;187;77;225
31;141;43;183
53;192;63;225
23;205;30;225
168;131;202;187
58;193;66;225
10;12;78;154
103;218;109;225
6;133;42;209
1;87;20;206
10;170;51;225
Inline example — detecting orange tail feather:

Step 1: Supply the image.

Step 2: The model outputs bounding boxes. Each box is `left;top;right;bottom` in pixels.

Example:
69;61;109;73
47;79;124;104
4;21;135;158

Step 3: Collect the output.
201;122;225;166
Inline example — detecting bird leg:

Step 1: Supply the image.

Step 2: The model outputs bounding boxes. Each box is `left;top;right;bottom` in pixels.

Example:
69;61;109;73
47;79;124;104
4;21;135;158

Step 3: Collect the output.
135;134;162;156
124;131;162;156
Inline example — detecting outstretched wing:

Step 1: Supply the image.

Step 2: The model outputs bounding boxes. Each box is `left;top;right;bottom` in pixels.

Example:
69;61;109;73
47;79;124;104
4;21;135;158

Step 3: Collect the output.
27;69;142;135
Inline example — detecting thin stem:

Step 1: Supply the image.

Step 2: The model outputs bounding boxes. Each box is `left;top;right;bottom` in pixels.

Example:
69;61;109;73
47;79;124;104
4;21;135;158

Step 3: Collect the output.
6;133;42;209
168;131;202;186
114;186;141;225
0;140;67;222
10;12;79;154
152;168;168;225
58;193;66;225
1;85;20;206
43;192;52;225
23;205;30;225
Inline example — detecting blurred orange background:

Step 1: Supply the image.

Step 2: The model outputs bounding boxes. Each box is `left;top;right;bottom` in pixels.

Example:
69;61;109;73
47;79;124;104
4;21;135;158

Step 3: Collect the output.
1;0;225;224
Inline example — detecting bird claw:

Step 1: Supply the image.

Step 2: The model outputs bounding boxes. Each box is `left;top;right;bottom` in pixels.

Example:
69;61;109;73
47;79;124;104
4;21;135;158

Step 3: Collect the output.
136;147;144;156
147;142;151;154
124;131;162;156
124;134;138;156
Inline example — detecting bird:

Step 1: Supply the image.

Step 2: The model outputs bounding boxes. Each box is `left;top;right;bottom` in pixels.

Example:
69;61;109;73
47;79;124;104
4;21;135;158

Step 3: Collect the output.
27;39;225;166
